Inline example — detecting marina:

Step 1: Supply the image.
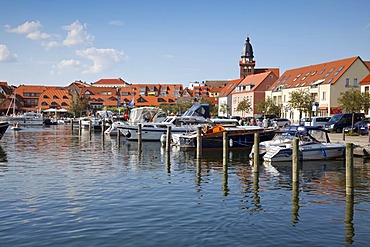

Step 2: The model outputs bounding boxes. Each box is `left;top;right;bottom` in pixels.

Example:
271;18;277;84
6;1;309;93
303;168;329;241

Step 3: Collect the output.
0;125;369;246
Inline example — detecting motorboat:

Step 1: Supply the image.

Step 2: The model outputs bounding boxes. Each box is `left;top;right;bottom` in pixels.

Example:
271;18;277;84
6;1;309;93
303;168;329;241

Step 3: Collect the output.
177;124;276;149
10;122;22;131
1;112;44;126
0;121;10;139
263;126;346;162
249;125;302;158
117;104;213;141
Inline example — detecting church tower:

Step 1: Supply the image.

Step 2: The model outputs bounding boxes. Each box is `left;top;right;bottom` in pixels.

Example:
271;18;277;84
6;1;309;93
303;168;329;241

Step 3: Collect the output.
239;36;255;78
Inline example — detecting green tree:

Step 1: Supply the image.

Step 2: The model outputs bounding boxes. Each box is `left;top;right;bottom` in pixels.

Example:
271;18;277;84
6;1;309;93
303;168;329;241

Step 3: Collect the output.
69;95;89;117
256;97;281;116
288;89;314;121
337;87;363;131
236;99;251;117
219;103;230;117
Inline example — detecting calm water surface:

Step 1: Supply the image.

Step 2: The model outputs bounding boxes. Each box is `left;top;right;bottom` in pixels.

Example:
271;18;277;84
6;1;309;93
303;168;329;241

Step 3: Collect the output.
0;125;369;246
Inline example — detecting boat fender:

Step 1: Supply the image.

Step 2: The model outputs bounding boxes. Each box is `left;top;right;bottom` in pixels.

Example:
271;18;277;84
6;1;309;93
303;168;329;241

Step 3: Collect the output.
229;138;233;148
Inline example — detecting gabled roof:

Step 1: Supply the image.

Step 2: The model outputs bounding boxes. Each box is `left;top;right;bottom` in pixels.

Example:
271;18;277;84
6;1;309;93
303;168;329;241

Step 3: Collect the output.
81;87;117;95
359;74;370;86
92;78;131;86
238;71;274;91
38;88;70;110
268;56;361;91
219;78;243;97
364;61;370;70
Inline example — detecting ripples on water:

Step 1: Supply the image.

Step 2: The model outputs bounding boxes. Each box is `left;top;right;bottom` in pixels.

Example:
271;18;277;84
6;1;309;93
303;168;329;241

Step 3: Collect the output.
0;126;369;246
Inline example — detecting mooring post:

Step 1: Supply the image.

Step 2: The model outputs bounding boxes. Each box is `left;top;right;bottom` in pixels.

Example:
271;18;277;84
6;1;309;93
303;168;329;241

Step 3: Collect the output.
253;132;260;173
138;123;142;154
166;126;172;153
343;128;346;141
101;121;105;142
368;128;370;143
88;120;92;133
292;137;299;183
79;119;82;135
346;143;354;195
116;129;120;149
196;126;202;159
223;131;228;166
70;118;74;131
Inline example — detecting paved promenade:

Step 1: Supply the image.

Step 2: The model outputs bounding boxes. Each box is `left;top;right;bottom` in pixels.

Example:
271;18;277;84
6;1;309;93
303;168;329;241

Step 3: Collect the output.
329;133;370;147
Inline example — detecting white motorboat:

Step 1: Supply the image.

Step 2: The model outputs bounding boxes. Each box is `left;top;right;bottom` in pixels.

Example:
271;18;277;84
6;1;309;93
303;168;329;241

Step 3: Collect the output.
1;112;44;126
249;126;302;158
117;104;212;141
263;126;346;162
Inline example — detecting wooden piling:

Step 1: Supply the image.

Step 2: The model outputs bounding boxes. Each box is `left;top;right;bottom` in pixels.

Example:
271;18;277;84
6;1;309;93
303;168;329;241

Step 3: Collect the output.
343;128;346;141
101;121;105;143
292;138;299;183
166;126;172;153
253;132;259;173
196;126;202;159
79;119;82;135
70;119;74;130
138;123;142;154
345;143;354;195
88;120;92;133
223;131;228;166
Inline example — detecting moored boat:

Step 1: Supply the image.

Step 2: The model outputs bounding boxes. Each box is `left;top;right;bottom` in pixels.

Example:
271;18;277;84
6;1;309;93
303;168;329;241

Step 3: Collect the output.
178;124;276;149
263;126;346;162
0;121;10;139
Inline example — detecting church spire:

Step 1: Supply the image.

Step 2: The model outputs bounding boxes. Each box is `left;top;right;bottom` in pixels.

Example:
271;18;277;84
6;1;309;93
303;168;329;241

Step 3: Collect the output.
240;36;256;78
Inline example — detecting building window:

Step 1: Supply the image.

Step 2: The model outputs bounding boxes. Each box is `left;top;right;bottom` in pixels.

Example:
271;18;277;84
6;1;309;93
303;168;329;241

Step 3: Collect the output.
345;78;350;87
353;78;358;87
365;86;369;94
322;91;326;100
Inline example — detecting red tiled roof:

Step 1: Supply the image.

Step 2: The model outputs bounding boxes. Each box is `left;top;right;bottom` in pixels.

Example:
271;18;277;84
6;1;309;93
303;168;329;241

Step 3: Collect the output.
268;56;360;91
38;88;71;110
238;71;274;91
219;78;243;97
92;78;129;85
359;73;370;85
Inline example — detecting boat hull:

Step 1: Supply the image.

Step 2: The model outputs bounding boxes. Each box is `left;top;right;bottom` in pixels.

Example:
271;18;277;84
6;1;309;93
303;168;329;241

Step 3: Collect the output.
179;129;276;149
0;121;9;139
263;143;346;162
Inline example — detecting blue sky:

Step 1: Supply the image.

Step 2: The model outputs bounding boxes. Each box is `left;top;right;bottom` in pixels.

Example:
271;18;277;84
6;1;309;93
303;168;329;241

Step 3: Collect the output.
1;0;369;87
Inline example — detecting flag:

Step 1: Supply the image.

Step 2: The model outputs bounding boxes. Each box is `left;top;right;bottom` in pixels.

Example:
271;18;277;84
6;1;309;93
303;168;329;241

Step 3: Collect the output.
128;97;134;106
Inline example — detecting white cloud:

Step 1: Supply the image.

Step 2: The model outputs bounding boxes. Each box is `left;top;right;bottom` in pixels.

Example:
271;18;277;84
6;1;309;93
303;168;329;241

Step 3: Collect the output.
0;44;17;62
42;41;61;49
57;59;82;69
62;20;94;47
5;21;51;40
108;20;125;26
76;47;126;74
51;59;84;75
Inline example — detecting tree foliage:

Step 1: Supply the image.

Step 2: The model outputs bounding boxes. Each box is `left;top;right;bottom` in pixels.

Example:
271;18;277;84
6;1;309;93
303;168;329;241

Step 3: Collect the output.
236;99;251;117
256;97;281;116
288;89;314;120
337;87;365;131
69;95;90;117
337;87;363;113
219;103;230;117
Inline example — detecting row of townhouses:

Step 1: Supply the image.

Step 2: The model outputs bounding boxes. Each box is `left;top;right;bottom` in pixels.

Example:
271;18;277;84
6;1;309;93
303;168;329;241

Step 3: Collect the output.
0;37;369;120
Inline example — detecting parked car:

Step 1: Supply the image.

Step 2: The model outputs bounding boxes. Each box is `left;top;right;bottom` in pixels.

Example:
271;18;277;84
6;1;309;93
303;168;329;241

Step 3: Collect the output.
343;119;370;135
273;118;291;128
325;113;365;133
303;116;331;128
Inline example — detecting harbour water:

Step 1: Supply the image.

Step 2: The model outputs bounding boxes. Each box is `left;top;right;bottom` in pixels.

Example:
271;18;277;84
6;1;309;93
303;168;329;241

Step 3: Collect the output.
0;125;369;246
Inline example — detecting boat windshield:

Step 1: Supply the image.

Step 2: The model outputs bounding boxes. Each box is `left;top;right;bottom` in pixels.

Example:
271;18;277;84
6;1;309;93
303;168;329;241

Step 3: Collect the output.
307;130;328;143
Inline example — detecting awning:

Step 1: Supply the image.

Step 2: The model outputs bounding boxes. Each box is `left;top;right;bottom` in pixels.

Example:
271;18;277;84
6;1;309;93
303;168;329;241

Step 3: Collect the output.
312;79;325;85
